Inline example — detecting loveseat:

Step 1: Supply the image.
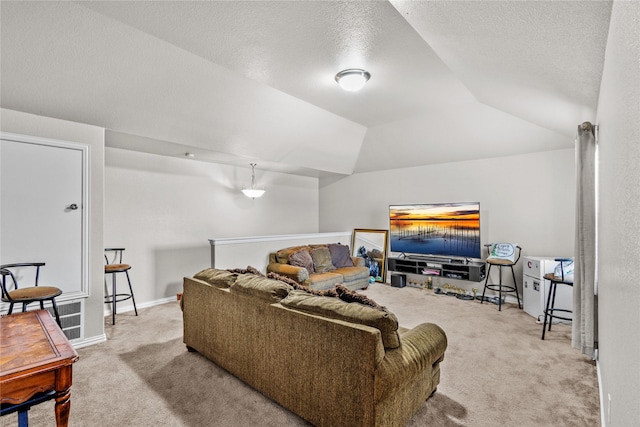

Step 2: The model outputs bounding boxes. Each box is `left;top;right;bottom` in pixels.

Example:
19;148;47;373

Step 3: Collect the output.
182;268;448;427
266;243;370;290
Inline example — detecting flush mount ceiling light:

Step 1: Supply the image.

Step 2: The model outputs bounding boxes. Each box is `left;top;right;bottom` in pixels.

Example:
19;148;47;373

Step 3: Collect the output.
335;68;371;92
241;163;265;199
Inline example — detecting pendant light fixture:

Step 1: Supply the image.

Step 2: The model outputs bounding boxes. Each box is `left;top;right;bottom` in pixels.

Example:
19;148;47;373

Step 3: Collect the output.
242;163;265;199
335;68;371;92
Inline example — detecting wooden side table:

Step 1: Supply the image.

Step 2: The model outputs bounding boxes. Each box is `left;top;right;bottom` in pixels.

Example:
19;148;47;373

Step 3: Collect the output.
0;310;79;426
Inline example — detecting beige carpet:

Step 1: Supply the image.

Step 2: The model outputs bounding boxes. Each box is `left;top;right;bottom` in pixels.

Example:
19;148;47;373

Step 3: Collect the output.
2;283;599;427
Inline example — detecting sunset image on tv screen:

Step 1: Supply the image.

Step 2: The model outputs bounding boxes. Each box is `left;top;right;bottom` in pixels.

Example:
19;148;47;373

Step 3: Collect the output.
389;203;480;258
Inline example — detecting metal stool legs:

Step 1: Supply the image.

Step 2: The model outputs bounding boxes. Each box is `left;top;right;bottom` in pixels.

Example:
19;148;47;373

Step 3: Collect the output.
105;270;138;325
541;280;556;340
541;278;573;340
125;271;138;316
509;264;521;309
481;263;522;311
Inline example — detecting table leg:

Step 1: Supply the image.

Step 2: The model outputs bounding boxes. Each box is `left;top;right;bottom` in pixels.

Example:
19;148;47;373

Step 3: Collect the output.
112;273;117;325
54;388;71;427
54;365;73;427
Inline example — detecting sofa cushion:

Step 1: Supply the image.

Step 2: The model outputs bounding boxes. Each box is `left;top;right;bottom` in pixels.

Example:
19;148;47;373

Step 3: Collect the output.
275;246;310;264
305;271;343;290
311;247;336;273
267;272;338;297
280;290;401;349
335;266;370;282
289;249;315;273
230;274;292;303
328;243;354;268
193;268;238;288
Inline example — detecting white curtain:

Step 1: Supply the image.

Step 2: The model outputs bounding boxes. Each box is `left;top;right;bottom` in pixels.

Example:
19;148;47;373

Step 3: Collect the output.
572;122;597;357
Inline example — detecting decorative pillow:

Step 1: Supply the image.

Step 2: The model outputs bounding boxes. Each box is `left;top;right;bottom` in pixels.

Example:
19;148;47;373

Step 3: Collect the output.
280;290;400;349
328;243;354;268
335;284;384;309
289;249;315;274
194;268;238;288
275;246;310;264
310;247;336;273
230;274;292;303
487;243;518;263
267;272;337;297
227;266;264;276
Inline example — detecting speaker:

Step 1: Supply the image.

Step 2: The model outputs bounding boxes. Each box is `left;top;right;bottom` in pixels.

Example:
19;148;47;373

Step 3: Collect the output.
387;258;397;271
391;273;406;288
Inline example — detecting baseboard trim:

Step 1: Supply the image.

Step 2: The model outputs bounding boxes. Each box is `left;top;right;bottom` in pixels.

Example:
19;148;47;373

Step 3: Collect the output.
72;333;107;349
103;296;177;316
597;356;606;426
70;297;178;350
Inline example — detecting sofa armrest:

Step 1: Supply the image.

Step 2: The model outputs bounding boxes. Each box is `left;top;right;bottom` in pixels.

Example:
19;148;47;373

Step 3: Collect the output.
266;262;309;283
352;256;365;267
375;323;447;400
399;323;447;365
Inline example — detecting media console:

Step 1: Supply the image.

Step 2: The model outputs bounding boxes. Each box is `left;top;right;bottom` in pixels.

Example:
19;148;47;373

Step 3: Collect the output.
388;256;486;282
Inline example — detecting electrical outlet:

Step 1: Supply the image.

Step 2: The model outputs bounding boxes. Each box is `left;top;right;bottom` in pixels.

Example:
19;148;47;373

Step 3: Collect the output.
607;393;611;424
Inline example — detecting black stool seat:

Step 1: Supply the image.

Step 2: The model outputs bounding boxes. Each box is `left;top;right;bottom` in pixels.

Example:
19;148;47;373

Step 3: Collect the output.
541;272;573;340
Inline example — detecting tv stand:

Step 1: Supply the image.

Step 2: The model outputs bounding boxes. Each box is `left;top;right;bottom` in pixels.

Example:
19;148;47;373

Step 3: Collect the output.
388;256;486;282
404;254;453;264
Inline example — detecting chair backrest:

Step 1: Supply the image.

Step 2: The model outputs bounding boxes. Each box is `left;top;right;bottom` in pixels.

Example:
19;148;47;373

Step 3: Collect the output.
105;248;126;265
0;263;45;300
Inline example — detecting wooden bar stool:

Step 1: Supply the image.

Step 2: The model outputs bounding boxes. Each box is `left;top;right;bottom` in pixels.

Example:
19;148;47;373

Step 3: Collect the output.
541;258;573;340
104;248;138;325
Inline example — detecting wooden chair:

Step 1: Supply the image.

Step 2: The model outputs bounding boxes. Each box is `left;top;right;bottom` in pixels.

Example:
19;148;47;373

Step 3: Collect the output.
0;262;62;326
104;248;138;325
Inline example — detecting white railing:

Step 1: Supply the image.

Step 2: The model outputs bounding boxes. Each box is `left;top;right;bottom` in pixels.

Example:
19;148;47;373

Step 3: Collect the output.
209;232;352;272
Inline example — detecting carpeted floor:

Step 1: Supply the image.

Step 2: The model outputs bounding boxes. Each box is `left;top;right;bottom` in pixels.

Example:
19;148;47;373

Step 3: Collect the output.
1;283;599;427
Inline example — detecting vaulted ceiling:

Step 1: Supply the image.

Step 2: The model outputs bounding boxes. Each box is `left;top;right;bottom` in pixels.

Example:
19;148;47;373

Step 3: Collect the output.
0;1;612;177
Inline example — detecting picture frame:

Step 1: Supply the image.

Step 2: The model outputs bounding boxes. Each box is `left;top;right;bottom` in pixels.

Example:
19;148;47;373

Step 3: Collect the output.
351;228;389;283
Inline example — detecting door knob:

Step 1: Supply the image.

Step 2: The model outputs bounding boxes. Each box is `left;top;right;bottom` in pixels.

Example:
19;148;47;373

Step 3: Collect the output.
67;204;78;210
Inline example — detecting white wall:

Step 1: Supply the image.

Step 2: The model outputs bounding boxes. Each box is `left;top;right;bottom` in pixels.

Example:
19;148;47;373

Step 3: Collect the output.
0;108;105;343
320;149;576;292
595;1;640;425
104;147;319;307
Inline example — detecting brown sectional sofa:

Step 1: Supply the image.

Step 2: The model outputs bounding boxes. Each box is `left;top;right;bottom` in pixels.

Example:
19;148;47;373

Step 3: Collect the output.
182;268;448;427
266;243;371;290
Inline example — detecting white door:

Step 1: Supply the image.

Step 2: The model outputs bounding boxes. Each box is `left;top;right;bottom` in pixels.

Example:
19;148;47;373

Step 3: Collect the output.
0;133;88;298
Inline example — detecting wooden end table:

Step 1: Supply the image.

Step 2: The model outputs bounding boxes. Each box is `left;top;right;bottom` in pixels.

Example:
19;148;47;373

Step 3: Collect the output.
1;310;79;426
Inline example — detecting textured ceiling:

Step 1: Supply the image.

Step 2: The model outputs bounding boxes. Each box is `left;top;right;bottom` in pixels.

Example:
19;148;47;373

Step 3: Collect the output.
0;1;612;177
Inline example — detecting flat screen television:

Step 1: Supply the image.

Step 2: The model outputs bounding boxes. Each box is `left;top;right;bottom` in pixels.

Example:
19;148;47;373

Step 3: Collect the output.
389;202;481;260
